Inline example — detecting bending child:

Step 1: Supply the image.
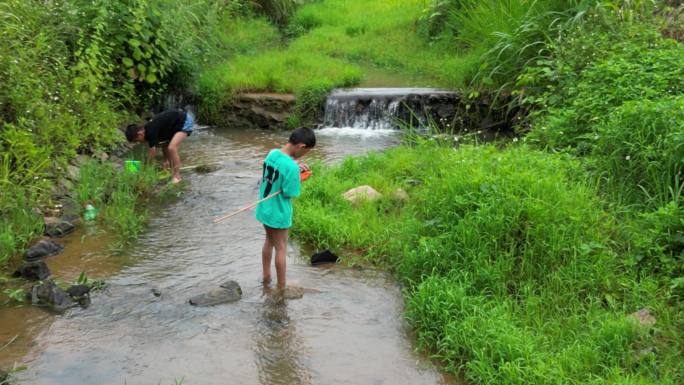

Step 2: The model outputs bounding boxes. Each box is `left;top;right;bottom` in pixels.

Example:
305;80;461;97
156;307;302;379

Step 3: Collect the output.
125;109;194;183
256;127;316;290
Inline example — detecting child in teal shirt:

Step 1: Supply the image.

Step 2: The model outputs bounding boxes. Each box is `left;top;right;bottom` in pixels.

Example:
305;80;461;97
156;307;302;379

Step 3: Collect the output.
256;127;316;290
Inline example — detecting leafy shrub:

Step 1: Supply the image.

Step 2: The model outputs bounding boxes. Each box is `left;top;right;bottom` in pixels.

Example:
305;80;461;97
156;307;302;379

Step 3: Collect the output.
526;24;684;153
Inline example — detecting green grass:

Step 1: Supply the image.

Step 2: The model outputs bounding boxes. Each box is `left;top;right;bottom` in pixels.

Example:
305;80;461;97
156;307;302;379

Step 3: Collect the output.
196;0;591;124
293;143;684;384
75;159;165;250
0;186;44;266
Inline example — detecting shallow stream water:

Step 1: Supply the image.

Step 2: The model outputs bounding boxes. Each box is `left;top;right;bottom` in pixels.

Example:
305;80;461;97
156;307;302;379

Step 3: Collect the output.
0;127;459;385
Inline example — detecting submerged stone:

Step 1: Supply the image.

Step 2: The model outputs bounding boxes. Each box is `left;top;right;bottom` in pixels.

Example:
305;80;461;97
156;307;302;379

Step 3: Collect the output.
311;250;339;266
25;240;64;262
31;280;75;312
193;164;219;174
66;284;90;298
13;261;51;280
189;280;242;307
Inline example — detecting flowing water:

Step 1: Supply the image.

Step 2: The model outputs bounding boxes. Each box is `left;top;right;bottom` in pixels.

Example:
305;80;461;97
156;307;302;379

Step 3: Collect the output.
323;88;459;131
1;127;459;385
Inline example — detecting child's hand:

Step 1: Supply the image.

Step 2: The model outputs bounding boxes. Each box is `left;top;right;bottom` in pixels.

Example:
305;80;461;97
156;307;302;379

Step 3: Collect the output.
298;162;312;181
298;162;310;172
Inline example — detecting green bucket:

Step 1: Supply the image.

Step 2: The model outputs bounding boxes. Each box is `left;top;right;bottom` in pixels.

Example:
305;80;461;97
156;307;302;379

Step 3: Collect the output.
124;160;141;173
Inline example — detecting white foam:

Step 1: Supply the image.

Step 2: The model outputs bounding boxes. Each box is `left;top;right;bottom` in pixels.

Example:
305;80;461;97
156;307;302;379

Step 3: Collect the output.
316;127;400;137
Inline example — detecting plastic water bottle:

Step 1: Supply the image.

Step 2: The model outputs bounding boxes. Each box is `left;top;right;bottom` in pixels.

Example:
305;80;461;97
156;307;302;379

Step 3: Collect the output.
84;204;97;221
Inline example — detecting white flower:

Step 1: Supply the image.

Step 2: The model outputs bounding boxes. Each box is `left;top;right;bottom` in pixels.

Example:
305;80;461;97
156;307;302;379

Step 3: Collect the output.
512;137;519;142
625;155;631;160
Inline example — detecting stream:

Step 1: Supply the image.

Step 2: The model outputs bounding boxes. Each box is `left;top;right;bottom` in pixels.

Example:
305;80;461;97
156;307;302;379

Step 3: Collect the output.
1;127;457;385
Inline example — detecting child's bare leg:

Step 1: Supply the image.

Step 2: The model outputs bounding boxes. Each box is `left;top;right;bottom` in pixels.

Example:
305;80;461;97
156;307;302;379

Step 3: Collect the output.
262;226;274;284
167;131;188;183
270;227;289;289
161;145;170;170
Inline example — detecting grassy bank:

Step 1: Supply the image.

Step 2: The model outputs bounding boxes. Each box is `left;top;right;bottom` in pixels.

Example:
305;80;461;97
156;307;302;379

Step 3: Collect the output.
196;0;588;125
294;142;682;384
293;1;684;384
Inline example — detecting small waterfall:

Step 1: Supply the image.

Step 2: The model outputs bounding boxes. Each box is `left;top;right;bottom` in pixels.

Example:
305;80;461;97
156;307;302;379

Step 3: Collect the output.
158;91;196;117
322;88;459;130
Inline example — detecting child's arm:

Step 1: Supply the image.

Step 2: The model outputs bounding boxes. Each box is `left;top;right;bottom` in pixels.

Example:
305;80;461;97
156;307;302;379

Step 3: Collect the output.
281;164;301;198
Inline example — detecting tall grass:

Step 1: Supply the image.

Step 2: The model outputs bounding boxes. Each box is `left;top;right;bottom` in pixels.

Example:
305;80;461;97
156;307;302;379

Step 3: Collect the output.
76;160;161;250
294;143;683;384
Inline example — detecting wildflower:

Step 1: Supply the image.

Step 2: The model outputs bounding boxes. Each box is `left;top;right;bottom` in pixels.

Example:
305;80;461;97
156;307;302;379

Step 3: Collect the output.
512;137;519;142
625;155;631;160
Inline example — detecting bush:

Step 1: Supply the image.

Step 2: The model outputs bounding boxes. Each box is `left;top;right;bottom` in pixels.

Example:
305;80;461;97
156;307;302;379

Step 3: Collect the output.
525;24;684;154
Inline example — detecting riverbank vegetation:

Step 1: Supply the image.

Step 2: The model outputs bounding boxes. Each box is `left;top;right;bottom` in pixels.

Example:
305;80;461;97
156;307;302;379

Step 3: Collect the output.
0;0;283;267
293;1;684;384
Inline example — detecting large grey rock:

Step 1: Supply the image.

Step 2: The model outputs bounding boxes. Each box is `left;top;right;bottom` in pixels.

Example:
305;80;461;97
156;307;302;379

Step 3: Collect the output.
342;185;382;205
189;280;242;307
25;240;63;261
13;261;51;280
31;280;75;312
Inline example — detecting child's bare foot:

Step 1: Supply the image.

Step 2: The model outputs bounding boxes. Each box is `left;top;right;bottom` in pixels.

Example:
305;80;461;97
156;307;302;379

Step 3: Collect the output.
172;175;182;184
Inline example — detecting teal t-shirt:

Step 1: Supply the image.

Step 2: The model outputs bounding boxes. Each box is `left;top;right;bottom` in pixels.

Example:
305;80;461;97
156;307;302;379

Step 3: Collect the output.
255;149;301;229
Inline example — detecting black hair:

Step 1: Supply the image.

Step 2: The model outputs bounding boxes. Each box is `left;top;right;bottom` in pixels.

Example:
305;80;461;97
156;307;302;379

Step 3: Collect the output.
288;127;316;148
125;123;143;142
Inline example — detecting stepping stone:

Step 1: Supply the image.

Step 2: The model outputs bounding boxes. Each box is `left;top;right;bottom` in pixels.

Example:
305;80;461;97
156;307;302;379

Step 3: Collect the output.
189;280;242;307
31;280;75;312
13;261;51;281
44;219;75;238
25;240;63;261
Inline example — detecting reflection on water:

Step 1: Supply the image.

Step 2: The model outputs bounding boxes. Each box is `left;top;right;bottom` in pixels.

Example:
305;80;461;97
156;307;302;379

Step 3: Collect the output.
254;289;311;385
2;127;456;385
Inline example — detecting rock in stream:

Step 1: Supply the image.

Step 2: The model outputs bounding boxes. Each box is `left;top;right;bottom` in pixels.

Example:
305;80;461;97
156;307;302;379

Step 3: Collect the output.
31;280;75;312
13;261;51;280
24;240;64;262
189;280;242;307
